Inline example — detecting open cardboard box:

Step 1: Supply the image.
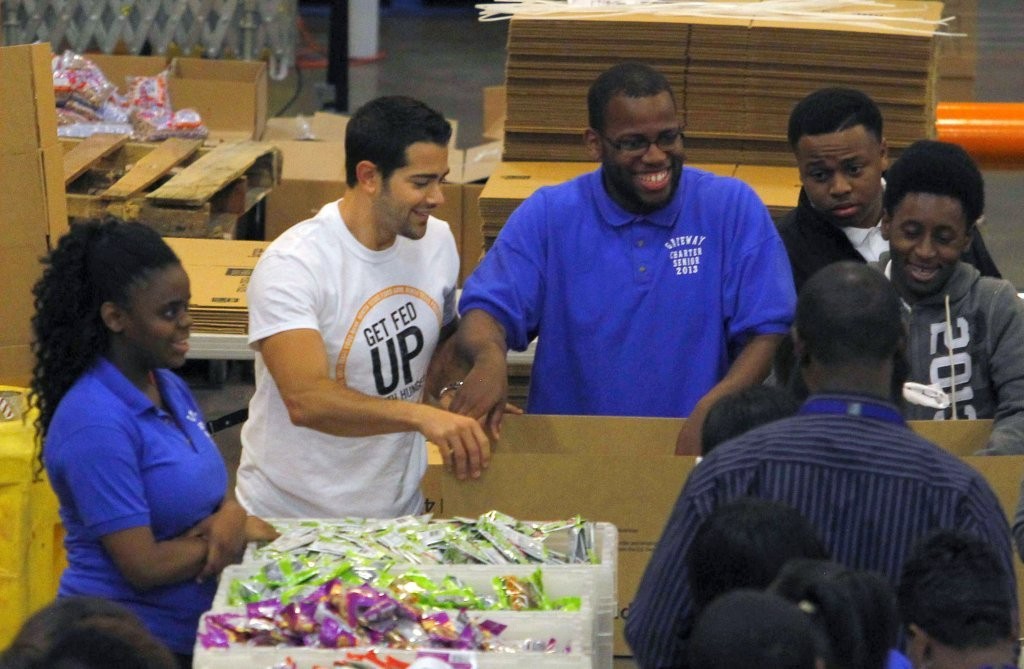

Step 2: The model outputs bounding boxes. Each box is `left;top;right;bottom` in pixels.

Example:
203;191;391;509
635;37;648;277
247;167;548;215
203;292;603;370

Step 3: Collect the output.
423;414;1024;656
82;54;268;142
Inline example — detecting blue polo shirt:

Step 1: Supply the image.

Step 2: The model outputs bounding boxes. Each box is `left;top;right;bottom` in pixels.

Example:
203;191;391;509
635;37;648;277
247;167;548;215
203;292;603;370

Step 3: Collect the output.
460;166;795;417
45;358;226;654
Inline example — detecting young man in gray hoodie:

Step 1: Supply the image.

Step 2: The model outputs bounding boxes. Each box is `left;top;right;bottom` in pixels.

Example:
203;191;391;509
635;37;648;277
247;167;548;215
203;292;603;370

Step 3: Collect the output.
880;139;1024;455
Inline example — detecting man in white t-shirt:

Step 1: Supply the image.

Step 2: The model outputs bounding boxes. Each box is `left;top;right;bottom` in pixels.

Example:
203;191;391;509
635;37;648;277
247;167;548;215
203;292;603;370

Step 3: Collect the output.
236;96;490;519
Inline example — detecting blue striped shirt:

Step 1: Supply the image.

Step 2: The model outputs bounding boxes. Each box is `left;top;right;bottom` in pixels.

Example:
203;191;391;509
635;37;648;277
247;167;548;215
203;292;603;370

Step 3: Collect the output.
625;393;1015;669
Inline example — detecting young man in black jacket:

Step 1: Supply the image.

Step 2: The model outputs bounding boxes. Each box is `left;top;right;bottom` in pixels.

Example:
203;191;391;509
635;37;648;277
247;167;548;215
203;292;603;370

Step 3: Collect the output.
777;87;1000;294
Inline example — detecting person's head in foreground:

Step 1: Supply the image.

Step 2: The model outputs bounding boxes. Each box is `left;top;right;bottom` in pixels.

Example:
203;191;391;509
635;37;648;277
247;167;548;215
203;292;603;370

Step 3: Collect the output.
688;589;824;669
897;530;1016;669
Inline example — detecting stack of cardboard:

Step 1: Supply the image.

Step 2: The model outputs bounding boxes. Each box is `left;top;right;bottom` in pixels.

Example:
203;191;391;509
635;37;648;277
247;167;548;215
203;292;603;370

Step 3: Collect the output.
477;162;595;247
164;238;268;335
0;44;70;384
501;2;943;165
936;0;978;101
479;161;797;250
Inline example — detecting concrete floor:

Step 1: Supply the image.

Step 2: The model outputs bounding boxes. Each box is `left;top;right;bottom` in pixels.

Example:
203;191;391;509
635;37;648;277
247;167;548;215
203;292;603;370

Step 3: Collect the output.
187;3;1024;666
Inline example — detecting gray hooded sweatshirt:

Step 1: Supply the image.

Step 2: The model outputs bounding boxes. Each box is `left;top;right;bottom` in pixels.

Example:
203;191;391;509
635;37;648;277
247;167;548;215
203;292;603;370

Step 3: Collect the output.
882;256;1024;455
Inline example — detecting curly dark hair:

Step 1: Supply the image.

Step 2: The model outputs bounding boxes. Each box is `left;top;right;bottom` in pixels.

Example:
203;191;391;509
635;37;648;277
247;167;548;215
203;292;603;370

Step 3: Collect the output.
30;220;180;461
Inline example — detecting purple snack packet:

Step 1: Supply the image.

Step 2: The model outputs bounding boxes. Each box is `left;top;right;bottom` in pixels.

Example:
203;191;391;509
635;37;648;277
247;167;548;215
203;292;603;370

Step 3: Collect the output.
197;612;249;649
246;598;281;620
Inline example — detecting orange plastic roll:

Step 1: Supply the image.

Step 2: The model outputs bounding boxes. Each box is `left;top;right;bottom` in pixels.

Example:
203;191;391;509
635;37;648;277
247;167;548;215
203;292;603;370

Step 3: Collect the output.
935;102;1024;169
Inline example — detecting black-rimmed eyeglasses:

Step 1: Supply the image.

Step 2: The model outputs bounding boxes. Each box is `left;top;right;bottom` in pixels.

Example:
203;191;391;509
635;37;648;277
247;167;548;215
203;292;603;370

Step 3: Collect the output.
600;127;684;155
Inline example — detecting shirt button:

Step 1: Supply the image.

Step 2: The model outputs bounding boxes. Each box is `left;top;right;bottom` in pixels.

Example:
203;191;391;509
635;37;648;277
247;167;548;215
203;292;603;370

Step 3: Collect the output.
639;265;647;273
636;239;645;248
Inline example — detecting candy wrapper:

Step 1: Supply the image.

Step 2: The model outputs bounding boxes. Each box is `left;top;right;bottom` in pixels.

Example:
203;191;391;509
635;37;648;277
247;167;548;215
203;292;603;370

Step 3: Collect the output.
249;512;597;568
199;581;526;653
228;560;577;615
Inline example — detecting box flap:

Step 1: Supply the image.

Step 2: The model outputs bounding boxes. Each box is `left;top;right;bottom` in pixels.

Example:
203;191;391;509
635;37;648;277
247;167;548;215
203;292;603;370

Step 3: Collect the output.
0;239;48;348
483;85;506;141
174;58;268;139
272;141;347;182
0;345;35;387
0;43;60;153
1;151;51;244
447;141;503;184
309;112;350;141
165;237;267;267
911;418;993;456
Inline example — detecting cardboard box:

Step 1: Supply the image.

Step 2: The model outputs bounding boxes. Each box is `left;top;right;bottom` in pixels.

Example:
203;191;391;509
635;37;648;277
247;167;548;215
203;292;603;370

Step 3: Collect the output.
263;142;348;240
262;113;349;241
0;44;60;154
164;238;268;333
84;54;268;142
0;44;68;383
461;183;486;284
448;141;502;185
1;148;66;246
483;85;506;142
0;346;36;387
0;240;49;350
429;414;1022;656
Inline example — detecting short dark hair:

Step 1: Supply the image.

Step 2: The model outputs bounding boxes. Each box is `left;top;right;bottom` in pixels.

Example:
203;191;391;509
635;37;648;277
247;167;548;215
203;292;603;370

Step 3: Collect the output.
787;88;883;148
0;596;177;669
587;62;675;133
345;95;452;187
689;590;820;669
687;497;828;611
882;139;984;229
700;385;800;455
797;262;902;366
898;530;1014;649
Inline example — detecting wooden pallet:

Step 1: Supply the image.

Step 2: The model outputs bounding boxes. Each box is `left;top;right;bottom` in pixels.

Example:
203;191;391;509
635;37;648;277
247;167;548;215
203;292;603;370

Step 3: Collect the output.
62;137;281;238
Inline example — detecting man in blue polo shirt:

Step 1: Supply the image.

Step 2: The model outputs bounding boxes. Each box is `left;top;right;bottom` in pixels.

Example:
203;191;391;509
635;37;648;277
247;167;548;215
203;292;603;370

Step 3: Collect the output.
447;62;796;453
625;262;1014;669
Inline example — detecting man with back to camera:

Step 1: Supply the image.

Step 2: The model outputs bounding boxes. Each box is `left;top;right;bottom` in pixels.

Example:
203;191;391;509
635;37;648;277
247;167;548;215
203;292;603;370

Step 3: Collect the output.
779;87;1000;294
446;61;796;454
879;139;1024;455
625;261;1014;669
235;95;490;520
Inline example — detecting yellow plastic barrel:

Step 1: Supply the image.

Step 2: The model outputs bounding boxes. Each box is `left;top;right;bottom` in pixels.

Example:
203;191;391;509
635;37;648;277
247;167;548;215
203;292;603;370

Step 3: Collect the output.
0;386;66;647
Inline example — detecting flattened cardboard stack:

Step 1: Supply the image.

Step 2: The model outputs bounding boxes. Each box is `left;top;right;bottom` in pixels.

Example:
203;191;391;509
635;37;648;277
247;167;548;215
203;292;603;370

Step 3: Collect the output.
164;238;268;335
480;161;798;250
478;162;597;247
936;0;978;100
502;2;943;165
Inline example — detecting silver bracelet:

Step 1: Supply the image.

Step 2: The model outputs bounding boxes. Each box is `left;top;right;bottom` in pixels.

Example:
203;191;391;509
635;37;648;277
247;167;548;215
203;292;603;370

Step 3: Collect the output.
438;380;464;399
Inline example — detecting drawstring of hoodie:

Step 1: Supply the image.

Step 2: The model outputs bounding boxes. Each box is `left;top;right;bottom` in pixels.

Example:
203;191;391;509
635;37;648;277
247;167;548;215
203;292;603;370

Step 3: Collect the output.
945;293;958;419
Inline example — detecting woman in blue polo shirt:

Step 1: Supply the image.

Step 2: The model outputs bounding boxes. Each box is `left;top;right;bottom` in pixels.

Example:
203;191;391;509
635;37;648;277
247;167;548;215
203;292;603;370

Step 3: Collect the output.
30;220;272;667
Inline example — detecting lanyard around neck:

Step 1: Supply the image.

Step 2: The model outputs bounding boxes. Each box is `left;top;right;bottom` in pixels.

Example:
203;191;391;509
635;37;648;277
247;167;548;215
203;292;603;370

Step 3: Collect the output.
800;396;904;426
